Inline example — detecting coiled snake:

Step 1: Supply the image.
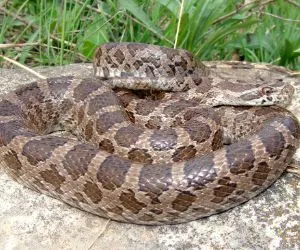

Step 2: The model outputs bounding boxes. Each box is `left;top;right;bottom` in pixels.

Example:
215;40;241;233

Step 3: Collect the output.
0;43;299;225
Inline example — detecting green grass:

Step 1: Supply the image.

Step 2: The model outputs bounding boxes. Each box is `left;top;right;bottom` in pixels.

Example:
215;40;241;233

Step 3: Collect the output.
0;0;299;70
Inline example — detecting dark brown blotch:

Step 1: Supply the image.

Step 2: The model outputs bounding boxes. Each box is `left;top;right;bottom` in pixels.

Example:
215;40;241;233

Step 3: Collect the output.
126;110;135;123
114;49;125;64
47;76;73;99
211;129;223;150
40;164;66;189
15;82;44;107
2;150;22;176
213;177;237;198
0;121;34;146
138;163;172;205
183;119;212;143
96;111;127;134
226;139;255;174
252;162;271;186
0;100;21;116
88;91;121;115
150;208;163;215
23;136;68;165
119;189;147;214
280;116;300;140
163;100;196;118
74;192;88;204
139;214;155;222
183;152;217;190
99;139;114;153
183;107;220;123
114;124;144;147
172;191;196;212
218;80;253;92
150;128;177;151
172;145;197;162
73;78;103;101
77;105;85;125
107;206;123;215
133;60;143;70
83;181;103;203
145;116;162;129
97;155;131;191
62;143;98;180
128;148;153;164
258;123;285;159
127;43;144;57
135;100;158;116
84;120;94;141
139;163;172;201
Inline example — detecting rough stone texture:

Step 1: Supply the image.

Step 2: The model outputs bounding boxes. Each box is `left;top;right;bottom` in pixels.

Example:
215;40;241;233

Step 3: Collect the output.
0;63;299;250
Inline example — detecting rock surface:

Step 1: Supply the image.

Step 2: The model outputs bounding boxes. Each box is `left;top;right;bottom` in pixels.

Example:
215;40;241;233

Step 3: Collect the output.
0;63;299;250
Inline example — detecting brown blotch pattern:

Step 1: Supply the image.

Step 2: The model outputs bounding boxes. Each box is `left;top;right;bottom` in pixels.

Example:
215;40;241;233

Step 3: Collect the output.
107;206;123;215
150;208;163;215
258;123;285;159
120;189;147;214
47;76;73;99
139;163;172;197
73;78;102;101
280;116;300;140
125;110;135;123
114;49;125;64
62;144;98;180
252;162;271;186
139;214;155;221
23;137;68;165
150;128;177;151
211;129;223;150
135;100;158;116
133;60;143;70
77;106;85;125
196;77;213;93
97;155;131;191
218;80;253;92
183;153;217;189
99;139;115;153
128;148;153;164
0;121;34;146
114;124;144;147
226;139;255;174
15;82;44;107
183;107;219;123
83;181;103;203
163;100;196;117
74;192;88;204
3;150;22;176
172;191;196;212
213;177;237;199
145;116;162;129
172;145;197;162
84;120;94;141
88;92;120;115
40;164;65;189
183;119;212;143
0;100;21;116
96;111;127;134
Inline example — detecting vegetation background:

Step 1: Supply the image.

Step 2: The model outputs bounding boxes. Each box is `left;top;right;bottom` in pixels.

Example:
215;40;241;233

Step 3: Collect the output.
0;0;299;70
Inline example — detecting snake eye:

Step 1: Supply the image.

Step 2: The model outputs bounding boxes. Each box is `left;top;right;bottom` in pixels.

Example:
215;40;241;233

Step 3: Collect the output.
261;87;273;96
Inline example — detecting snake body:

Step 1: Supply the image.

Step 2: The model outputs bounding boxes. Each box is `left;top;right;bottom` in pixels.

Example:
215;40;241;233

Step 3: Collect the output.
0;43;299;225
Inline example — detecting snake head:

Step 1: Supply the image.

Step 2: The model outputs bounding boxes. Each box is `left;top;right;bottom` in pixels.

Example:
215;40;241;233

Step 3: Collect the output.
239;82;295;107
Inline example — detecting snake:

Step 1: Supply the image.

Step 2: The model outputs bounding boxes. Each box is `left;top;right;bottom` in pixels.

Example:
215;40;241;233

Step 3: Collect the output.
0;42;299;225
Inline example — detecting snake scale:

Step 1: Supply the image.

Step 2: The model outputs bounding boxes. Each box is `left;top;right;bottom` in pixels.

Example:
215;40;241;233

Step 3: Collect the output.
0;42;299;225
